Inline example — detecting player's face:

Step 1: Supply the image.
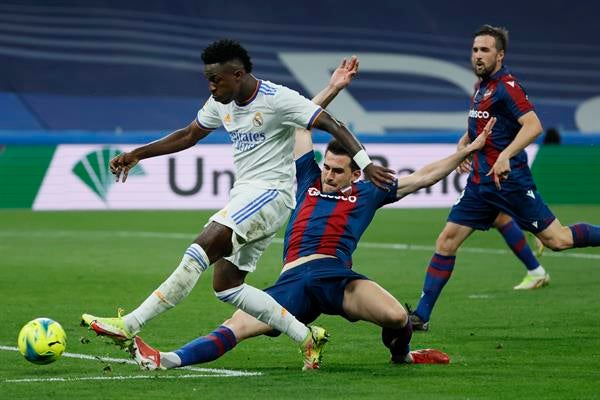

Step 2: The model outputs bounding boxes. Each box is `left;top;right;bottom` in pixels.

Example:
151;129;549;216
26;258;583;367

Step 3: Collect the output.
321;152;361;193
203;63;243;104
471;35;504;79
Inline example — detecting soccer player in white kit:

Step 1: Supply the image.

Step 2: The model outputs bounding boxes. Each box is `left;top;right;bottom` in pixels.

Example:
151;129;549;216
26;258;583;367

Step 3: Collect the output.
81;41;393;369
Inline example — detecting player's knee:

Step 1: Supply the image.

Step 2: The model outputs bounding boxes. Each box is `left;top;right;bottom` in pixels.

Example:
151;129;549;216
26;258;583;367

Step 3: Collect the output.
493;213;511;228
542;236;571;251
195;222;234;261
222;310;244;331
213;275;244;294
381;306;408;329
213;281;239;294
539;225;574;251
212;260;247;293
436;233;458;254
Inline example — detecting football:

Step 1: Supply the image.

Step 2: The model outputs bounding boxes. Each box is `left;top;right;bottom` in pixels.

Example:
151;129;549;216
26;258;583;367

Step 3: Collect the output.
18;318;67;365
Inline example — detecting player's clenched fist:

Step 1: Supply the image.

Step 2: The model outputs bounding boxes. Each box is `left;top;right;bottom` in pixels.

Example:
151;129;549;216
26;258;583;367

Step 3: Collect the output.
110;152;139;183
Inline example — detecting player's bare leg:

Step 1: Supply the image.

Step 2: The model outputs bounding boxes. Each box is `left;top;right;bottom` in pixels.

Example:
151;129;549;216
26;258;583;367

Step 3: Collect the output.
343;279;448;364
537;218;600;250
222;309;272;341
535;219;574;251
343;279;407;329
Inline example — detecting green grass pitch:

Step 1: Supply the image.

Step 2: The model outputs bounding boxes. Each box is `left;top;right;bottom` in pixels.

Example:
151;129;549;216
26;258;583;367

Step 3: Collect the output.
1;207;599;399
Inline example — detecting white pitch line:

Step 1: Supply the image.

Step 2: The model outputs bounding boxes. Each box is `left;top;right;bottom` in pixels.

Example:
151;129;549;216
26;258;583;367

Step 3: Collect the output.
1;229;600;260
1;345;262;381
6;374;241;383
468;294;495;299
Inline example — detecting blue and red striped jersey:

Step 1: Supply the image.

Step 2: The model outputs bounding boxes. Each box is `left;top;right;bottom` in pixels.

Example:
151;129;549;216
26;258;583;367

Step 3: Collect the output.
283;151;398;268
467;65;535;186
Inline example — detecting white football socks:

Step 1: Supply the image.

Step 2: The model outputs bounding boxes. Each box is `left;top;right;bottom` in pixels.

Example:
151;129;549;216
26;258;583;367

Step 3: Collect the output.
124;244;209;333
159;352;182;369
215;283;309;343
528;265;546;276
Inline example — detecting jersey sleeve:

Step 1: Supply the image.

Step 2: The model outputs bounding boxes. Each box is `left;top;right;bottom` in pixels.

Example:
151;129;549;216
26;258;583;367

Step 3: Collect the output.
274;86;323;129
367;180;399;207
500;79;534;120
295;151;321;193
378;181;400;206
195;97;222;130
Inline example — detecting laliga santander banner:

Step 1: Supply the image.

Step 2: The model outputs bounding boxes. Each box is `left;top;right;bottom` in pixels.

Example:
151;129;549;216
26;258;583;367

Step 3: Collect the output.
33;144;538;210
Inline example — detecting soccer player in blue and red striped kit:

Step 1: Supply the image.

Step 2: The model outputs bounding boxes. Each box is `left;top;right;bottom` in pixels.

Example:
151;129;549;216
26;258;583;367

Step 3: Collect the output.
410;25;600;331
126;56;493;370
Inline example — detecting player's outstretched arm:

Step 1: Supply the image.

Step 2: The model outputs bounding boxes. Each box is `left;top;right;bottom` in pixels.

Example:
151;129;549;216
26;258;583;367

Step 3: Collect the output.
110;120;210;183
396;118;496;198
487;110;542;189
294;56;360;159
313;56;358;109
301;55;394;189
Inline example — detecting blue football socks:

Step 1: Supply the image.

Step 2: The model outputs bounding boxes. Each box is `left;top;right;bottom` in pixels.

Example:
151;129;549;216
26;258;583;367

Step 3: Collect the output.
175;325;237;366
415;253;455;322
498;220;540;271
569;223;600;247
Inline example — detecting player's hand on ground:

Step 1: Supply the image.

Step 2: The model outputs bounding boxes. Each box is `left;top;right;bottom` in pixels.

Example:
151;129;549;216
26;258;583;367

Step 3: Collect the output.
329;56;359;90
363;163;396;190
110;152;139;183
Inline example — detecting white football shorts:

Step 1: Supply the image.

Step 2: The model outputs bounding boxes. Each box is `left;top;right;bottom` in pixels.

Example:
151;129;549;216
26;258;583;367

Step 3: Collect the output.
209;184;292;272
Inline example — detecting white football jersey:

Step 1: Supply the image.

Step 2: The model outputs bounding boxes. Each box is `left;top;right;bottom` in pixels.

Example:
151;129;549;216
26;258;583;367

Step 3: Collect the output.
196;80;322;202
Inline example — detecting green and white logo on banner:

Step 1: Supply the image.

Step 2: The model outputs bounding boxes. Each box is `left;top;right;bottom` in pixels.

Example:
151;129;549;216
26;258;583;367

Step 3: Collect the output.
72;147;145;201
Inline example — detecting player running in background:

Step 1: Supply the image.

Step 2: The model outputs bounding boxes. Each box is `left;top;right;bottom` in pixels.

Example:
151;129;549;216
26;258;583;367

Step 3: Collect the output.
81;40;394;368
127;64;494;370
409;25;600;331
456;134;549;290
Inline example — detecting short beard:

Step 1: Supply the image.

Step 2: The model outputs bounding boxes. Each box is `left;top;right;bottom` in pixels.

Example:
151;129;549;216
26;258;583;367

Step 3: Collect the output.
473;61;497;79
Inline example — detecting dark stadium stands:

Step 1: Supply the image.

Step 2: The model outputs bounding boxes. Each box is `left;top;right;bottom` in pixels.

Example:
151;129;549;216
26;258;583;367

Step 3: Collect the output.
1;0;598;138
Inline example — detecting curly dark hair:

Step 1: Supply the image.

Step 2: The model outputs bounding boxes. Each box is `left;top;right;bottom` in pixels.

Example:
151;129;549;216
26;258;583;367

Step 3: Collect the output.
474;24;509;52
201;39;253;72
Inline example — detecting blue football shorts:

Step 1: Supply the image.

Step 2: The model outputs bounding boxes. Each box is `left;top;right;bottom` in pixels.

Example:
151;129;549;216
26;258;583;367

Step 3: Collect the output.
263;257;369;337
448;181;556;233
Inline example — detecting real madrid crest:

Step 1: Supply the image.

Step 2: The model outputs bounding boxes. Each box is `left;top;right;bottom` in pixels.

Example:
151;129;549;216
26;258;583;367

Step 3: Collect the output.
252;112;264;127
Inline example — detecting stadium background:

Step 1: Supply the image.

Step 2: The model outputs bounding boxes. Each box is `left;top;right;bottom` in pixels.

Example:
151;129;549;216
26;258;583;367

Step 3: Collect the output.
1;0;599;210
1;1;600;399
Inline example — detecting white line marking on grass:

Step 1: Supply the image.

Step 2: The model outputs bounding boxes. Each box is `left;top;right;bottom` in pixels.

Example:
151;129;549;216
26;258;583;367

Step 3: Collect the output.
5;374;246;383
1;345;261;383
468;294;495;299
2;229;600;260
